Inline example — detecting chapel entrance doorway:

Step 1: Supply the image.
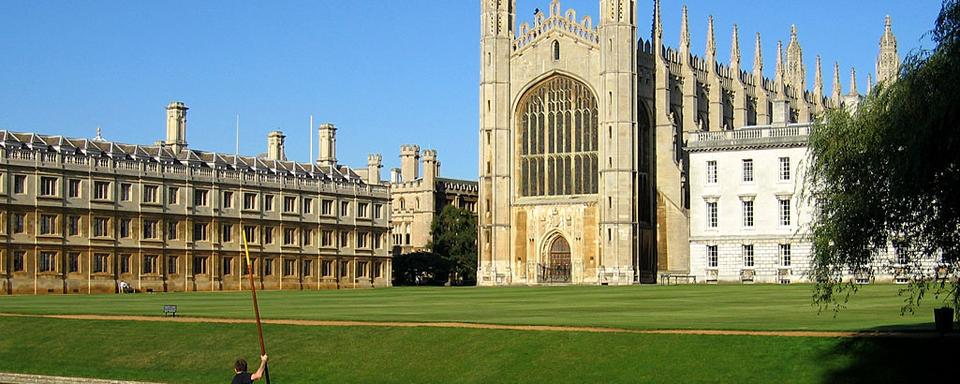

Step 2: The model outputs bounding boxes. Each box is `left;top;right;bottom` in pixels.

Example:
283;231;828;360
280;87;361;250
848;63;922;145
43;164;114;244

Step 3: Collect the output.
541;236;572;283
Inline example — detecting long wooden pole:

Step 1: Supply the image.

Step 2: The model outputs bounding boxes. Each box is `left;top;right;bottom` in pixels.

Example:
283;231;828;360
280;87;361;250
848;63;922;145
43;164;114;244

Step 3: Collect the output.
242;231;270;384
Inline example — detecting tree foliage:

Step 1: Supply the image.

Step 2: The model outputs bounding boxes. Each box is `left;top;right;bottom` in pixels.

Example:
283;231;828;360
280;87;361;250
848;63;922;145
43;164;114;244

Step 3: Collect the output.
392;251;449;286
427;205;478;286
806;0;960;314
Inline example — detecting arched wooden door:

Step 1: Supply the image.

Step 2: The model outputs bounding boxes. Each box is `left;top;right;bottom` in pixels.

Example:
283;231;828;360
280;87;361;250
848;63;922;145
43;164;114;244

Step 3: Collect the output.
542;236;571;283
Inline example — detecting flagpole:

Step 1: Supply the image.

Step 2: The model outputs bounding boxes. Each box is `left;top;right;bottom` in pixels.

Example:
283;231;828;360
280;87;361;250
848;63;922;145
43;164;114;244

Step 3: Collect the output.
235;114;240;157
242;231;270;384
309;114;314;165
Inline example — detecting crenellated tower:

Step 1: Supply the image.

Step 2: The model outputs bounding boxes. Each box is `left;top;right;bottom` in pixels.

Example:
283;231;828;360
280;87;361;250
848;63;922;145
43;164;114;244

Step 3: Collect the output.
367;154;382;185
478;0;515;283
400;144;420;182
598;0;639;282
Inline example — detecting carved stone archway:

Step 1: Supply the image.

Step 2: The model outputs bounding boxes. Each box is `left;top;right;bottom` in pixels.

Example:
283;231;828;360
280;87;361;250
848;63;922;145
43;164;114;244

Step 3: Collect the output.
540;235;571;283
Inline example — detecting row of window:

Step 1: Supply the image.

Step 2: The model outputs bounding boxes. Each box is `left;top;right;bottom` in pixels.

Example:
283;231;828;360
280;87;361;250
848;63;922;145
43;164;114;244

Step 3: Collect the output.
705;157;791;184
705;244;793;268
705;198;791;229
12;175;383;218
7;251;384;279
13;214;383;249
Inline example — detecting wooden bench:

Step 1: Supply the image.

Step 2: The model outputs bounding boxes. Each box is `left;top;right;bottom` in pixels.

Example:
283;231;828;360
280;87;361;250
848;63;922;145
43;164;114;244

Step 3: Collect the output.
162;305;178;317
659;273;697;285
740;269;756;283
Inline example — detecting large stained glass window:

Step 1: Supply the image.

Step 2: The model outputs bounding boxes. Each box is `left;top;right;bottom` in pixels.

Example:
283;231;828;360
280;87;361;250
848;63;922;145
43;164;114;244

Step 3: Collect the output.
517;75;598;197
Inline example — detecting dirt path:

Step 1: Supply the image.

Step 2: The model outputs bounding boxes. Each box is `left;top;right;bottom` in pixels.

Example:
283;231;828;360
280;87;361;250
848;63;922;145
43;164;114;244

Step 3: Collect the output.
0;312;945;338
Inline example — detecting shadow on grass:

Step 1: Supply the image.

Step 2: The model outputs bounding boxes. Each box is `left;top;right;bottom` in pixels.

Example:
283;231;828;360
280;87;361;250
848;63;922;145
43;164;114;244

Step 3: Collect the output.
821;323;958;383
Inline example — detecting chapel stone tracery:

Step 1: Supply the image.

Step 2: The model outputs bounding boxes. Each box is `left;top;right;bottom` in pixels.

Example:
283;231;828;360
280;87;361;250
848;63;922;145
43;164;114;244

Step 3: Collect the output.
518;75;599;197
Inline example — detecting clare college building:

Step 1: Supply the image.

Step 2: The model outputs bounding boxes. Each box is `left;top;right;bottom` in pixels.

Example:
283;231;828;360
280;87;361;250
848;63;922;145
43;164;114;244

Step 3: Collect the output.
478;0;901;285
1;102;392;295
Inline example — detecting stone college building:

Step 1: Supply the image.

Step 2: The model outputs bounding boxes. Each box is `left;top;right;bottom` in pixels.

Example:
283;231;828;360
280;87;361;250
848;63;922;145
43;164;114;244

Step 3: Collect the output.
478;0;900;285
0;103;392;294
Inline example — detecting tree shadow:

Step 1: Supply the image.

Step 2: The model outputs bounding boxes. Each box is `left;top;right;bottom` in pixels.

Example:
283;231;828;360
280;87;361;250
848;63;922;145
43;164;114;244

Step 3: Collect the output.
820;323;958;383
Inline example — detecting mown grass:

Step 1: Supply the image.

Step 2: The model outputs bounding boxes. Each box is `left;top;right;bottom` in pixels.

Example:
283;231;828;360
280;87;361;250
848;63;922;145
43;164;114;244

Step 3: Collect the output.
0;284;944;331
3;316;955;384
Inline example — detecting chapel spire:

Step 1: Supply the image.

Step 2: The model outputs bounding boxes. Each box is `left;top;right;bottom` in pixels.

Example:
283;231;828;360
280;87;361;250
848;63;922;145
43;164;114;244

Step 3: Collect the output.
680;4;690;56
785;24;805;90
753;32;763;77
814;55;824;100
706;15;716;62
832;61;842;104
876;15;900;84
653;0;663;43
849;67;858;96
731;24;741;70
774;40;785;93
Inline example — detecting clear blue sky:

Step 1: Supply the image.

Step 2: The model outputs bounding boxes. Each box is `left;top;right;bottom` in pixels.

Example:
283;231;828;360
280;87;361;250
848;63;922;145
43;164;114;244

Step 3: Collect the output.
0;0;941;180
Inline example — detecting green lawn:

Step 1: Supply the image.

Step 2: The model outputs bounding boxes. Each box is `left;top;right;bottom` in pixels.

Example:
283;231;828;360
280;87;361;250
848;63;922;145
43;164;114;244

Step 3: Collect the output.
0;285;954;383
0;284;944;331
0;316;954;384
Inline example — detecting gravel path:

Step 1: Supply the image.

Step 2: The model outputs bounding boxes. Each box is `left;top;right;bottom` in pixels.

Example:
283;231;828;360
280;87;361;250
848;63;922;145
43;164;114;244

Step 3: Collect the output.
1;312;945;338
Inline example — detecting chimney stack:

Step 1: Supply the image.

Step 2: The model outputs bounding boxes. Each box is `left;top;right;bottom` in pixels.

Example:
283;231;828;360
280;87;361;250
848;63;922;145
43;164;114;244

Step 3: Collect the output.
165;101;188;153
390;168;401;184
317;123;337;168
266;131;286;161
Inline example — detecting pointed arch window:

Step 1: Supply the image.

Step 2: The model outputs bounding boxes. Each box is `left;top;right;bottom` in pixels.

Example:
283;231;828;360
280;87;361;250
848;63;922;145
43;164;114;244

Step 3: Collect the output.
553;40;560;60
517;75;598;197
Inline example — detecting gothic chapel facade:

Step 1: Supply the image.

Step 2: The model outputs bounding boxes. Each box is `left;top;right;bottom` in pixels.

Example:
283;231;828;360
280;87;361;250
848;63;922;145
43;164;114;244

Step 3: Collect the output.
478;0;897;285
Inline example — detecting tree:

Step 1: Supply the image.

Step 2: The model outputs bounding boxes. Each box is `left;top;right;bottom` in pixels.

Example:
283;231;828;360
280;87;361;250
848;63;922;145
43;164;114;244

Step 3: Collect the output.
392;251;448;286
806;0;960;315
427;205;478;286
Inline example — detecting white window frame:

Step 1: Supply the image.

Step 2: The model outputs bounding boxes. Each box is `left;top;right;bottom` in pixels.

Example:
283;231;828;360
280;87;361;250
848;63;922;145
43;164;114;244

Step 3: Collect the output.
779;198;792;226
742;159;754;183
743;244;754;267
742;200;753;227
779;157;791;181
706;202;718;229
779;244;792;266
706;160;718;184
707;245;718;268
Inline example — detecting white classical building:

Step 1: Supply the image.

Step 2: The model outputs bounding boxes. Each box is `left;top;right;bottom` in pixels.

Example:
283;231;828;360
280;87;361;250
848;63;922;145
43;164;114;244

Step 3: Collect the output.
687;104;814;284
688;117;931;284
685;13;905;284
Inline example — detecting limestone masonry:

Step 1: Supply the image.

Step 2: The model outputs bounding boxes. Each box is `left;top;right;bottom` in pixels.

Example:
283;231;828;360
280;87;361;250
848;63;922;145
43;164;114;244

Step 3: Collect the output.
478;0;900;285
1;102;391;294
